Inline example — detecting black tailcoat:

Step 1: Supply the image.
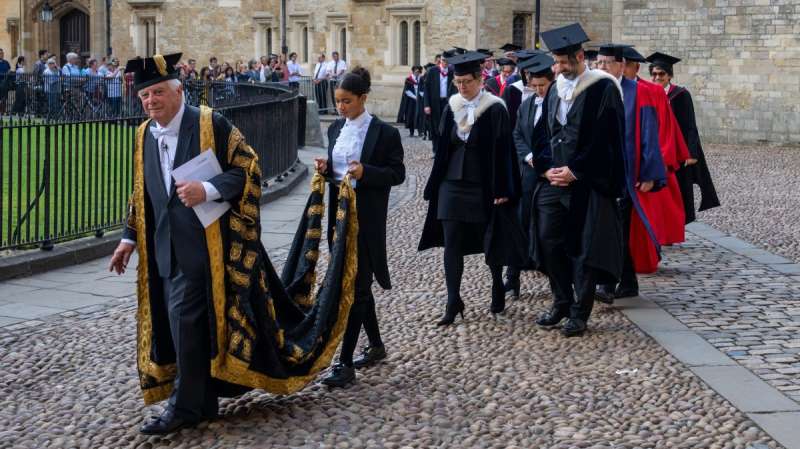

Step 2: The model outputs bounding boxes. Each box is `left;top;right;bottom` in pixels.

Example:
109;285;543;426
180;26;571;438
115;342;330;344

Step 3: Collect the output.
422;67;456;136
418;100;526;266
326;116;406;289
501;83;524;131
668;85;720;223
396;76;418;131
532;77;626;283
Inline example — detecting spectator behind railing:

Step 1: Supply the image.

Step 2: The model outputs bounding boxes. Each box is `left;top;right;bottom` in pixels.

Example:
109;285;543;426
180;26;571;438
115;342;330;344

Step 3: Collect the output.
0;48;10;113
62;52;81;76
43;58;61;119
33;49;48;77
105;58;123;117
12;56;26;114
287;52;302;90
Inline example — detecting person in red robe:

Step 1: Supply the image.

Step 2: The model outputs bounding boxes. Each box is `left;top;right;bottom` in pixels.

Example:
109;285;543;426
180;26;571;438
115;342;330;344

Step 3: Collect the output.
484;58;517;96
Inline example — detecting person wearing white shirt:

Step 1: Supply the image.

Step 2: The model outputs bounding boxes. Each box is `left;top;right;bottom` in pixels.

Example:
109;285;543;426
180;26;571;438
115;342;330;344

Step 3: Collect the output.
326;51;347;81
313;67;405;388
504;53;555;299
312;53;330;111
286;52;302;89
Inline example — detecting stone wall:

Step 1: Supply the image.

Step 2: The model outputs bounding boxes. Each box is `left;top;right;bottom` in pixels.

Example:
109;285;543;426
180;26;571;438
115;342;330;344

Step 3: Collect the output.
0;1;20;58
612;0;800;145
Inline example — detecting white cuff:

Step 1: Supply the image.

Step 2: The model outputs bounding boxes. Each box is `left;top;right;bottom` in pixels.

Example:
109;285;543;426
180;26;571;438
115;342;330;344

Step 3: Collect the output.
202;181;222;202
525;153;533;163
120;238;136;247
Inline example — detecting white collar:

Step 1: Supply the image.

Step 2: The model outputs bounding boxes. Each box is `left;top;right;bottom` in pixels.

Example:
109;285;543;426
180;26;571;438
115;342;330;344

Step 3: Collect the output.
345;109;372;129
460;90;482;106
154;101;186;132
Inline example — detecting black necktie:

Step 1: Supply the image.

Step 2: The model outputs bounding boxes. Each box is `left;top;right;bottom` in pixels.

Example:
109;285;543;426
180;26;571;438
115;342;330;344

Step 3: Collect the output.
334;61;339;78
315;63;322;79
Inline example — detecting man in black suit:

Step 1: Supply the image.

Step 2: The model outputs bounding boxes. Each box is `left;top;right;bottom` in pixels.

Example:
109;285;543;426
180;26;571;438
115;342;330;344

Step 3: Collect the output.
423;54;456;155
504;54;555;298
109;53;247;435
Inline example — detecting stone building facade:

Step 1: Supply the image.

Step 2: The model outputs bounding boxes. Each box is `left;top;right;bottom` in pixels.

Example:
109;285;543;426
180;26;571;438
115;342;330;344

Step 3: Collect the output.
4;0;799;145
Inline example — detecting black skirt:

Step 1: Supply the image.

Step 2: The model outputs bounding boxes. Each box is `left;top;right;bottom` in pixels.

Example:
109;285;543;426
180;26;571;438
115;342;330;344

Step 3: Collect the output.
437;180;486;223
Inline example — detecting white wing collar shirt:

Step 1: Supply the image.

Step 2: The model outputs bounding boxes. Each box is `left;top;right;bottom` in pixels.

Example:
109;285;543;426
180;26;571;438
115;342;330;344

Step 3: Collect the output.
331;109;373;188
148;101;221;201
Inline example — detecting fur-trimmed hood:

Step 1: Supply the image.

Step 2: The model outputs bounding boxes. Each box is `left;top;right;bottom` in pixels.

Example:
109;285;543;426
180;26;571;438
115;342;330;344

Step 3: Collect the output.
556;68;622;103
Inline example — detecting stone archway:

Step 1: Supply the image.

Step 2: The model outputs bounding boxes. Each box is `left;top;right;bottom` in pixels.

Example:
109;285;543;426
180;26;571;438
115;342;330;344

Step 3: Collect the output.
59;8;90;65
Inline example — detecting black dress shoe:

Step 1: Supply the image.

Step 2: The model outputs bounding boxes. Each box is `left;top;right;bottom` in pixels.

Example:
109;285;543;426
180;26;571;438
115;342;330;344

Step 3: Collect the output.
614;287;639;299
490;285;506;314
503;278;521;299
437;298;465;326
140;409;201;435
321;363;356;388
536;309;568;327
595;285;616;304
562;318;588;337
352;345;387;369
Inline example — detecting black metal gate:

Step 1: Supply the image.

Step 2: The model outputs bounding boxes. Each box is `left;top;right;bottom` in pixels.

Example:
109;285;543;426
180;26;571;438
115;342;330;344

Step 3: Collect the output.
59;9;90;65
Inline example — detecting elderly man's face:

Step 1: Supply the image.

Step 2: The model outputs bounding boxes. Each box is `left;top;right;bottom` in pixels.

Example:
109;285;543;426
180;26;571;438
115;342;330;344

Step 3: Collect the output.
137;81;183;126
597;55;623;78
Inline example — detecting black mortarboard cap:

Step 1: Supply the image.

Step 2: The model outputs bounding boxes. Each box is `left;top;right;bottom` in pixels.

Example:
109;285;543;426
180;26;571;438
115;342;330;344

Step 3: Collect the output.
447;51;488;76
598;43;630;62
518;53;555;76
646;52;681;68
125;53;182;91
476;48;494;56
496;57;516;67
623;47;646;63
584;49;599;61
500;43;523;52
442;47;468;58
514;49;542;60
541;23;590;55
424;62;436;70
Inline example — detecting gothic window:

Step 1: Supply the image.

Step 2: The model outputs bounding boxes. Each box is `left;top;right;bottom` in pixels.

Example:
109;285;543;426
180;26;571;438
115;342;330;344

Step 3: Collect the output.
340;27;347;60
266;27;273;55
138;17;157;56
413;20;421;66
512;15;526;49
303;27;309;63
399;21;409;66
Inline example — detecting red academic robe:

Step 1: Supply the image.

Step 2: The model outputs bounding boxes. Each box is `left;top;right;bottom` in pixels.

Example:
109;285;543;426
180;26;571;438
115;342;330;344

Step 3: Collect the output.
636;80;689;248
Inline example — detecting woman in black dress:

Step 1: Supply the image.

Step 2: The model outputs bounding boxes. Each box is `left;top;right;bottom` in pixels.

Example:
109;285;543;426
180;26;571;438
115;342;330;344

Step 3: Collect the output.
418;51;525;326
314;67;406;387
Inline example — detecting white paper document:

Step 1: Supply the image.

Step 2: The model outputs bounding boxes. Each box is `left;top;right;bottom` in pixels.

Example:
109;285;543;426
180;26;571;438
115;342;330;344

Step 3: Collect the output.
171;149;231;228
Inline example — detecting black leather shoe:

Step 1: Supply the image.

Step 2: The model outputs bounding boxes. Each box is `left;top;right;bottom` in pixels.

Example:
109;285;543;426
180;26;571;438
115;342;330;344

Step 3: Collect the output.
437;298;465;326
139;409;200;435
562;318;588;337
321;363;356;388
595;285;616;304
490;284;506;314
503;278;521;300
536;309;568;327
614;287;639;299
352;345;387;369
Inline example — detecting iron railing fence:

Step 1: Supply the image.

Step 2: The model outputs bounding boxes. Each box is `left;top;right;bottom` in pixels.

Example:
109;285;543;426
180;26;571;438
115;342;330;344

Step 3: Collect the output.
0;79;304;251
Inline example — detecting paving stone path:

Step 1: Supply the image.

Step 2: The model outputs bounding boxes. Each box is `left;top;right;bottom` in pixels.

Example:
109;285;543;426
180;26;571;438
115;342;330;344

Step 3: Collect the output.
0;133;791;448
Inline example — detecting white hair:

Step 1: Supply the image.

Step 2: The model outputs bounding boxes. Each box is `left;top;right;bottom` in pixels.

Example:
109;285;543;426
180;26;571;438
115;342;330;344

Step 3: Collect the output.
167;78;182;91
66;52;79;60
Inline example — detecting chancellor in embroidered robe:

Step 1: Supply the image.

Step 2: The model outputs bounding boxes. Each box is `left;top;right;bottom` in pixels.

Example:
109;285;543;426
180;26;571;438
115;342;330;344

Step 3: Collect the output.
418;51;526;326
647;52;720;224
532;24;626;337
109;53;360;435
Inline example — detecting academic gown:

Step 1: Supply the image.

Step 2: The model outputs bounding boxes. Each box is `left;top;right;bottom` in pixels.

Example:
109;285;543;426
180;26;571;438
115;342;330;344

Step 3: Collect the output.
418;97;527;267
485;74;517;97
396;76;419;132
422;67;456;139
668;84;720;223
501;80;525;131
621;78;668;274
530;74;627;284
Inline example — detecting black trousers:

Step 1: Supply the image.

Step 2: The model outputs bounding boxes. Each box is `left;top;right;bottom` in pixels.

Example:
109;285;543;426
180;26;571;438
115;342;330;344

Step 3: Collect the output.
314;81;328;112
599;197;638;292
505;183;536;283
430;98;448;155
441;220;503;306
162;270;217;420
339;237;383;366
535;184;597;321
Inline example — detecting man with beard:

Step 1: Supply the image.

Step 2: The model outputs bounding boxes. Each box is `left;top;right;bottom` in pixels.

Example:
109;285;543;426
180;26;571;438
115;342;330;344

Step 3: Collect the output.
647;52;720;224
532;24;626;337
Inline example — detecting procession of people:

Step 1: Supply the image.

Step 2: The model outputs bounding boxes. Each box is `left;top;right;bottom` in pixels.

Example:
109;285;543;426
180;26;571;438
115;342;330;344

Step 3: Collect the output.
109;20;719;435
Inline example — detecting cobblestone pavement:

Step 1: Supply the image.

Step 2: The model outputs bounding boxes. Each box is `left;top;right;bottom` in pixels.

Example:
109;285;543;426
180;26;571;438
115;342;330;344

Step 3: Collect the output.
697;144;800;263
0;132;786;448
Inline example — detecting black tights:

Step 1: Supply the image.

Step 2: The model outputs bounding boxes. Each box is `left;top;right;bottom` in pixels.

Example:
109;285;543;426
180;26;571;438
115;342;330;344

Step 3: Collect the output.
442;220;503;305
340;297;382;366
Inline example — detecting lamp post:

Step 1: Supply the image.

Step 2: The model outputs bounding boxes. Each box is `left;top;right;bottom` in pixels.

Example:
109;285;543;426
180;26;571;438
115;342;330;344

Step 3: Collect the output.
39;1;54;54
280;0;287;56
534;0;541;49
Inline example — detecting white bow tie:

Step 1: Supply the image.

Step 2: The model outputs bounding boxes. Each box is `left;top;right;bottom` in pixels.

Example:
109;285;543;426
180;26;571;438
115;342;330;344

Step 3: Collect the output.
150;126;177;141
557;74;580;101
